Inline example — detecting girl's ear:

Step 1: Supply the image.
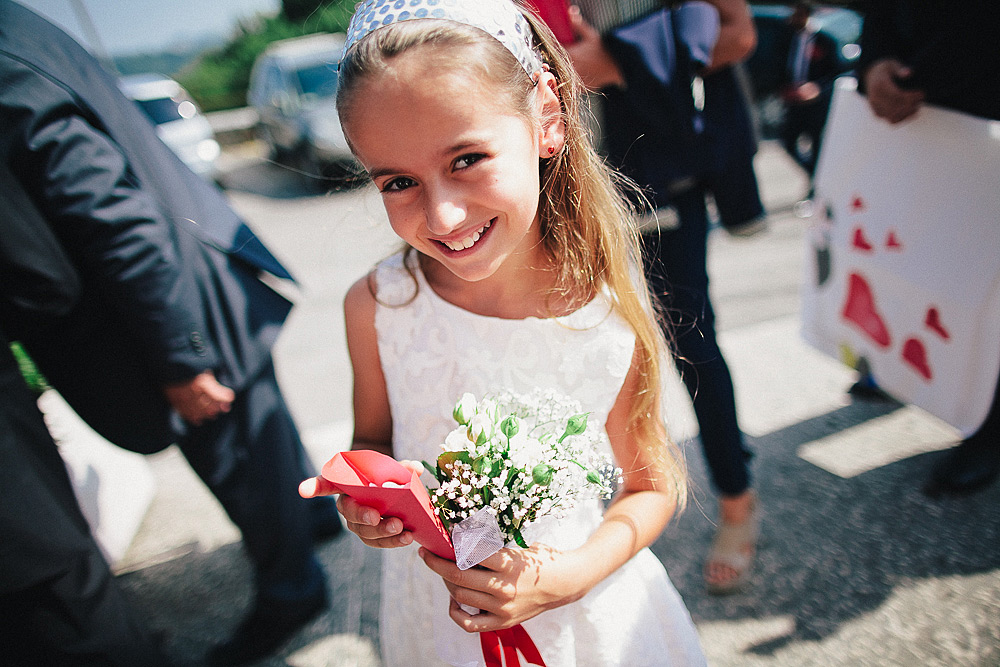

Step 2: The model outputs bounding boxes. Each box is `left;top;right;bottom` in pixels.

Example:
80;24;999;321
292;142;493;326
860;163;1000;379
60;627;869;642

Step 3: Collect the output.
535;71;566;158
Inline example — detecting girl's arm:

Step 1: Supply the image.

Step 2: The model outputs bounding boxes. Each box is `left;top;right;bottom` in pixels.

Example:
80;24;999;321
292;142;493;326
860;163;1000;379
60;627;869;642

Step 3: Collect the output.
420;351;678;631
299;274;415;549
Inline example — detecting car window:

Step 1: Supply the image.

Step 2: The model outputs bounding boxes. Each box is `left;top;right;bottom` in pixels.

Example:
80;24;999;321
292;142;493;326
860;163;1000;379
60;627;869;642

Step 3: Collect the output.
295;62;339;99
815;11;862;46
134;95;197;125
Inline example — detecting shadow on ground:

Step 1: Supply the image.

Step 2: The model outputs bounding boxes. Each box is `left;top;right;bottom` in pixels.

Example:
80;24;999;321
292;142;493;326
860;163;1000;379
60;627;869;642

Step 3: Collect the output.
653;394;1000;663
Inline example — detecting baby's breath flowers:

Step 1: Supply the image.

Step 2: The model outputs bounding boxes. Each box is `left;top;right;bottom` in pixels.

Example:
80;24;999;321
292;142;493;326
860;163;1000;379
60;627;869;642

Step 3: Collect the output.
424;389;622;549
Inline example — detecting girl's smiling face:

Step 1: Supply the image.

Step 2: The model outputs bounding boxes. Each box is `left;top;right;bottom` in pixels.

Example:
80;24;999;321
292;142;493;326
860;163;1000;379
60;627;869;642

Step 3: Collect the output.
342;55;549;286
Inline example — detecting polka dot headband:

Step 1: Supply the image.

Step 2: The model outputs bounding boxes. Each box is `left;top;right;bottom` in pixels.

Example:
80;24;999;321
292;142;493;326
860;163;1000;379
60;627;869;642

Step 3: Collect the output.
344;0;545;77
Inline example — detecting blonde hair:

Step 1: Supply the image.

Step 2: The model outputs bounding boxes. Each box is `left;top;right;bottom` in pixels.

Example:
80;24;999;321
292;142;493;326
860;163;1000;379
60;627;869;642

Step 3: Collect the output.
337;2;686;506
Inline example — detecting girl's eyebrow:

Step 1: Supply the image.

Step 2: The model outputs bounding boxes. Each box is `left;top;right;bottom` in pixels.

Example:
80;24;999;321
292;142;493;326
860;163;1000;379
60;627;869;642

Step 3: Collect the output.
366;140;486;181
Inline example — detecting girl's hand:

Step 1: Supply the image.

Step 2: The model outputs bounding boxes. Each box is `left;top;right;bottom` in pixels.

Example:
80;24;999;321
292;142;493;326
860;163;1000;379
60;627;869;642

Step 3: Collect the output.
418;544;587;632
298;459;425;549
335;494;414;548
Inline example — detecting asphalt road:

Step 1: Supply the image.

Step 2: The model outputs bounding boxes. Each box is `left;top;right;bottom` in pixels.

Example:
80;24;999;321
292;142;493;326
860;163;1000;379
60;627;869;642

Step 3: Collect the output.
99;141;1000;666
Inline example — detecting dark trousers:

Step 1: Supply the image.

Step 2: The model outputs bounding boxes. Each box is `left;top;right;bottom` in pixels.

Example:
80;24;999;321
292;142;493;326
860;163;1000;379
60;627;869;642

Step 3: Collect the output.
23;315;329;607
641;184;753;496
179;360;325;603
780;92;833;180
0;346;169;666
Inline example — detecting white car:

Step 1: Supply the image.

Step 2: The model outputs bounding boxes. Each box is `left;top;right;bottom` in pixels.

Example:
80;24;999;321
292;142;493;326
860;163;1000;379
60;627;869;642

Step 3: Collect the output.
247;33;355;186
119;74;221;182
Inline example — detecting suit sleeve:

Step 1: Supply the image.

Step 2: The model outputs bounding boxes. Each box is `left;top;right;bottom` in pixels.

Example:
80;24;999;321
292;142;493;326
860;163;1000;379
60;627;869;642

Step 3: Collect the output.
0;60;219;384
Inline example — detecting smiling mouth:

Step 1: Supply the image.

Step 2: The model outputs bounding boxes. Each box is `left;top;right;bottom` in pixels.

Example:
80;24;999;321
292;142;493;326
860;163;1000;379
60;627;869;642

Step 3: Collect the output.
439;218;494;252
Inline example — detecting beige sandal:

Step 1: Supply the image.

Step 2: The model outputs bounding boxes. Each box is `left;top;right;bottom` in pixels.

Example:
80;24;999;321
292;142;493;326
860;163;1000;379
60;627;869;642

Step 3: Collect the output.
704;497;760;595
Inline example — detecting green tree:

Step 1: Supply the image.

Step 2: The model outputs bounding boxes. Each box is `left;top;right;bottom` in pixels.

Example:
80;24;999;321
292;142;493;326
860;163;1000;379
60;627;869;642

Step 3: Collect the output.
176;0;355;112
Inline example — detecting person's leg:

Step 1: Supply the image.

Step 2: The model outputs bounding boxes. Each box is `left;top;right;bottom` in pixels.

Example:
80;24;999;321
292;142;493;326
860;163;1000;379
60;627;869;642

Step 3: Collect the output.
780;103;809;174
178;360;332;664
924;370;1000;497
0;347;169;666
707;152;767;237
641;184;757;593
643;186;753;496
1;548;171;667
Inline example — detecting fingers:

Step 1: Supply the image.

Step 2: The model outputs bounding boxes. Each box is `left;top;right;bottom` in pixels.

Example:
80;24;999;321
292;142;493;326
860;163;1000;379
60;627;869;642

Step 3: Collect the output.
338;494;413;548
865;59;924;124
203;377;236;406
163;371;234;425
298;475;339;498
568;5;595;40
419;549;513;626
398;459;425;476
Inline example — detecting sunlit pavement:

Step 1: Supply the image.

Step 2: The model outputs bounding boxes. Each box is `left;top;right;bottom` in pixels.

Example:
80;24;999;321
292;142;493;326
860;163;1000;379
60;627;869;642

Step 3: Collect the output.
66;140;999;666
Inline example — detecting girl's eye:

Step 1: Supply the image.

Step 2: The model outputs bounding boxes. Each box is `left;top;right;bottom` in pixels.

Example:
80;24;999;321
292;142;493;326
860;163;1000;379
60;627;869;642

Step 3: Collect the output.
381;176;416;192
454;153;486;170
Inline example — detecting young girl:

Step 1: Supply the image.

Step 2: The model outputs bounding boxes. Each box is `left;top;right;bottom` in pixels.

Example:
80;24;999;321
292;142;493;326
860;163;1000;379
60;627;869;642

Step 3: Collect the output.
300;0;705;664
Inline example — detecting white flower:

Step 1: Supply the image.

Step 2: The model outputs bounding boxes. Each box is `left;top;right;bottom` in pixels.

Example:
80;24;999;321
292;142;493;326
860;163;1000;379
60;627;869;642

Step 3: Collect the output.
443;428;470;452
468;412;494;446
427;388;616;548
453;393;478;425
507;432;547;469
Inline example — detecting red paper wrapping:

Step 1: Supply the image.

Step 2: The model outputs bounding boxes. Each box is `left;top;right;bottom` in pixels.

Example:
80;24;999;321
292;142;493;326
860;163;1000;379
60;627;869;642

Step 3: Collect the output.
320;450;454;560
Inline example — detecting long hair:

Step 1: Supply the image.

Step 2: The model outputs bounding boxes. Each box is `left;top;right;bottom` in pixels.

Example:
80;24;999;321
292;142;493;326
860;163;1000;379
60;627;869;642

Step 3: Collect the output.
336;2;686;506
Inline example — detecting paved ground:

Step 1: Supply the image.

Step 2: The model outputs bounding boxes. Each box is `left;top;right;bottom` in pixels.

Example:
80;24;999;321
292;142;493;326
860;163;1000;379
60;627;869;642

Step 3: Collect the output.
47;141;1000;666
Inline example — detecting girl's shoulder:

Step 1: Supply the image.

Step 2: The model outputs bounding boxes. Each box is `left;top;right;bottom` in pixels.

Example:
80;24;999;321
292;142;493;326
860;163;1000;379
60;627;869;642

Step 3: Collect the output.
372;250;420;308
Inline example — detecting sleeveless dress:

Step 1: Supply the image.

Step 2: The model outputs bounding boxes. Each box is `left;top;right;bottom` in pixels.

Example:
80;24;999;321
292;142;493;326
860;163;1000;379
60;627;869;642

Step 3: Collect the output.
373;252;705;667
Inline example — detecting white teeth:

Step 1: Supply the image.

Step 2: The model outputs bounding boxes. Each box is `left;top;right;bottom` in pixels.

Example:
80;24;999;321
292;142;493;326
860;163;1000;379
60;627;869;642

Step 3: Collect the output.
443;220;491;251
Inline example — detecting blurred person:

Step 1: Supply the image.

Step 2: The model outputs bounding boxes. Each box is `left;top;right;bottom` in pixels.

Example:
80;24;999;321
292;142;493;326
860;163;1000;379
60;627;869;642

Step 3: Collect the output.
0;161;173;667
552;0;763;594
857;0;1000;497
0;1;342;663
776;0;840;184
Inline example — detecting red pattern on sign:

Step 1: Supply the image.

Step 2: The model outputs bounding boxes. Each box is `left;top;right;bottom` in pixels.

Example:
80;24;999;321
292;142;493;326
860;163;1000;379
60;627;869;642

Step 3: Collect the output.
842;272;892;348
925;307;950;340
902;337;933;380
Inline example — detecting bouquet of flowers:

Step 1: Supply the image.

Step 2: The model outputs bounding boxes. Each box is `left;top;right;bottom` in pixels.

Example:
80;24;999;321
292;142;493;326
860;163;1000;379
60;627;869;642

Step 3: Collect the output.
423;388;621;567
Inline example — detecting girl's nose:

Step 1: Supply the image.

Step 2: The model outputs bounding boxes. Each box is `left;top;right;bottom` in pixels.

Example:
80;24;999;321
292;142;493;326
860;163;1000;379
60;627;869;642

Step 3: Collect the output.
424;185;467;235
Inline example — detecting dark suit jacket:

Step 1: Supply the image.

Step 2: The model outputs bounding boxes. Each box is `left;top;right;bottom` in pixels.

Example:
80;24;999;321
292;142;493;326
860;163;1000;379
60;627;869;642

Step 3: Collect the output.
599;6;757;207
0;160;80;340
858;0;1000;122
777;25;840;92
0;0;294;453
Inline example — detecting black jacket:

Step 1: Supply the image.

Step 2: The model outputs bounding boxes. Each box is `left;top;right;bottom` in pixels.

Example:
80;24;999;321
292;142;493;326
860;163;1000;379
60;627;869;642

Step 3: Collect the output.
0;0;294;452
858;0;1000;121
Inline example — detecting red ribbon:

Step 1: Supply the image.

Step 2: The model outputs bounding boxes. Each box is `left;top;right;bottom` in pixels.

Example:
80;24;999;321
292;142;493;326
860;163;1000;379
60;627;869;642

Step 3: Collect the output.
480;624;546;667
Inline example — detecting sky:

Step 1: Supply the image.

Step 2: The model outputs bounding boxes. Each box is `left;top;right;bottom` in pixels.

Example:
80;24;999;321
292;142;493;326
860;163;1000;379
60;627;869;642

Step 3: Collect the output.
15;0;281;57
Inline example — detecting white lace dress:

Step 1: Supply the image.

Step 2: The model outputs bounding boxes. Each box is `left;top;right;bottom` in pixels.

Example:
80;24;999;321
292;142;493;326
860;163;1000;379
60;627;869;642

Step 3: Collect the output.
373;252;705;667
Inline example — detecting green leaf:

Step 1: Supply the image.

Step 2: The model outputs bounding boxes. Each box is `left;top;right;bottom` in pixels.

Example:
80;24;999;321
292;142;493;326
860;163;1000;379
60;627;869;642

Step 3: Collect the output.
513;528;528;549
472;456;495;476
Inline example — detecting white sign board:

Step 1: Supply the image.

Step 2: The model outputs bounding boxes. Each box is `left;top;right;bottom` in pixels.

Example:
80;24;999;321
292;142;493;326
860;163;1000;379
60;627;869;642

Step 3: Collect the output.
802;78;1000;435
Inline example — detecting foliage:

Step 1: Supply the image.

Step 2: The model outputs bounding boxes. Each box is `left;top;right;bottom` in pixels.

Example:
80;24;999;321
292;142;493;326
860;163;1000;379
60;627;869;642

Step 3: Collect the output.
11;343;49;396
176;0;356;112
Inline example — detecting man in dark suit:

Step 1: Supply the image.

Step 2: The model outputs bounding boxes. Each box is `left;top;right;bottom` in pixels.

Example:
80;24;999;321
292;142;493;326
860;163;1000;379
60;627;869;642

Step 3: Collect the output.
858;0;1000;497
0;1;341;663
776;1;841;181
0;160;173;666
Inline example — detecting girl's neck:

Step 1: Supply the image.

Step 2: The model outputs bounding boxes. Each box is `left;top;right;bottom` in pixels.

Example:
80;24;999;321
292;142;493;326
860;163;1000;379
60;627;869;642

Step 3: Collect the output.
418;252;587;319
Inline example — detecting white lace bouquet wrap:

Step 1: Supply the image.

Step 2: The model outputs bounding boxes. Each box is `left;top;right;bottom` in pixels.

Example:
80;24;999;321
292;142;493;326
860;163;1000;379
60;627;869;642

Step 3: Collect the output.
423;388;621;570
